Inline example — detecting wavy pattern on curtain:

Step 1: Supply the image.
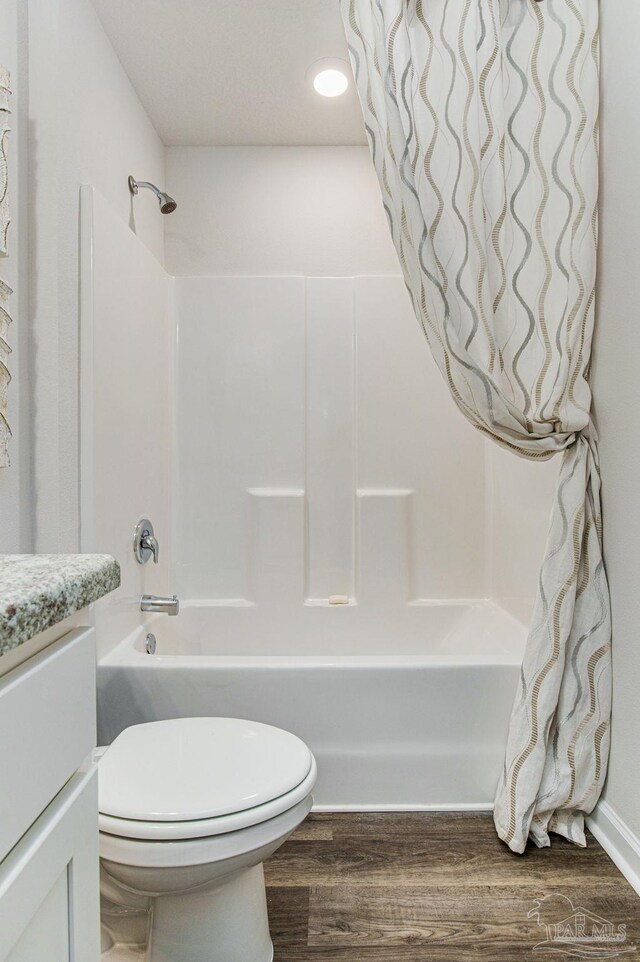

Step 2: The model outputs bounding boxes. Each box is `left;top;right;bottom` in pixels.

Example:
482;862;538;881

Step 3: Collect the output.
340;0;611;853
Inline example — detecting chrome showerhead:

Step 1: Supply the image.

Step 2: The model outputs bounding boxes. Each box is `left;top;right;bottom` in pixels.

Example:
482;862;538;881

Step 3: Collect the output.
128;175;177;215
158;193;177;215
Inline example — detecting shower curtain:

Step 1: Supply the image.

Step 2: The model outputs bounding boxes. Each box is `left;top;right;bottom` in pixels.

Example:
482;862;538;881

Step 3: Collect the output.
340;0;611;853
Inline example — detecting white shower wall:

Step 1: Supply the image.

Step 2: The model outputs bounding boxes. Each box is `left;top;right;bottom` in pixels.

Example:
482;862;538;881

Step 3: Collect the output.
485;445;558;623
174;275;486;604
81;187;172;659
167;146;554;614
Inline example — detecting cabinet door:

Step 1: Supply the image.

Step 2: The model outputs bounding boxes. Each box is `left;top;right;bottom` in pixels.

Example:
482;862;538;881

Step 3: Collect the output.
0;626;97;861
0;769;100;962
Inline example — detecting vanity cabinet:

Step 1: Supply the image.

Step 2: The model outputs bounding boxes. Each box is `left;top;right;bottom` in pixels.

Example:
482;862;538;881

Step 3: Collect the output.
0;625;101;961
0;769;100;962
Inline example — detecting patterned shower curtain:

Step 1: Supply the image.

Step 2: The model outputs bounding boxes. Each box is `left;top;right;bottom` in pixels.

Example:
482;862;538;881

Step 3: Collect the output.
340;0;611;853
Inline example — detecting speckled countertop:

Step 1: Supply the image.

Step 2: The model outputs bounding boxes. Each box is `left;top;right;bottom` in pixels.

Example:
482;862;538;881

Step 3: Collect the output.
0;554;121;655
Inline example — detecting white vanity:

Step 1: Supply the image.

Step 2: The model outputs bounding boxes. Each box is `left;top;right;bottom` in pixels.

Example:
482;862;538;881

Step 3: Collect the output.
0;555;120;962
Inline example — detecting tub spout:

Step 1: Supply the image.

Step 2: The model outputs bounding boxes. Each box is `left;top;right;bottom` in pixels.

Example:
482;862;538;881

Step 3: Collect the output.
141;594;179;616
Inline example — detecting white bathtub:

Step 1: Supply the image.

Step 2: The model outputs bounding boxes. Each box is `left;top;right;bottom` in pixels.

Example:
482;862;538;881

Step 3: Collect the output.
97;600;525;809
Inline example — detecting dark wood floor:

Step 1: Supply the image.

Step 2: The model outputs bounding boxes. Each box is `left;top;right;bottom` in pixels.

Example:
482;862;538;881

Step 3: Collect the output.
264;812;640;960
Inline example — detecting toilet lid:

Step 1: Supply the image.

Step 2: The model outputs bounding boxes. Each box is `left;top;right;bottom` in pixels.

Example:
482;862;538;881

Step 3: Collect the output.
98;717;313;822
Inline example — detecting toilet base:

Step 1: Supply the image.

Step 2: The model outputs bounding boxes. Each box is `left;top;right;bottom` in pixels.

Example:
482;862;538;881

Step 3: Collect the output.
149;864;273;962
99;792;315;960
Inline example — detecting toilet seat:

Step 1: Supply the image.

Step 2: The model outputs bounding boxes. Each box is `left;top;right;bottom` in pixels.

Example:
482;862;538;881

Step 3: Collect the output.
99;755;317;841
98;717;315;840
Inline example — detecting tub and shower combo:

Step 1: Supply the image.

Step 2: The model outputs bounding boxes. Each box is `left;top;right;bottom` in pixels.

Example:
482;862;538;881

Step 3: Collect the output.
83;184;548;820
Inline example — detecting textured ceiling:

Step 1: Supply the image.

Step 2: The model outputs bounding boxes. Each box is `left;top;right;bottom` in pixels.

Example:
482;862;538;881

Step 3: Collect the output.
90;0;367;146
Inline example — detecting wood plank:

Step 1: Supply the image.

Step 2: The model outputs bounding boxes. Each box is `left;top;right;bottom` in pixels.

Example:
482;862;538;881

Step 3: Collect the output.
307;885;640;947
273;946;629;962
323;811;498;839
290;820;334;841
265;838;620;888
264;812;640;962
266;886;309;947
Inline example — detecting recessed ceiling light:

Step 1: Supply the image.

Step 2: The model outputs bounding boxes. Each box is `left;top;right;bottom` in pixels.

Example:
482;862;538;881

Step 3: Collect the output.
314;68;348;98
307;59;350;98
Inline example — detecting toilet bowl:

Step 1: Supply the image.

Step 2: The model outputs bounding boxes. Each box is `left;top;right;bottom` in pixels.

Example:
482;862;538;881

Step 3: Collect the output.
97;717;317;962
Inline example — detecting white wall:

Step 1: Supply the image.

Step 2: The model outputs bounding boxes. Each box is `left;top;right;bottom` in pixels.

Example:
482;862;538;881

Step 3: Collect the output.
165;147;399;277
82;188;172;659
0;0;31;552
485;445;558;624
27;0;166;552
591;0;640;847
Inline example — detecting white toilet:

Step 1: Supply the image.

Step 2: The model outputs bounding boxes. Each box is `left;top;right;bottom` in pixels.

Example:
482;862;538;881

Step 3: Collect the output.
97;717;317;962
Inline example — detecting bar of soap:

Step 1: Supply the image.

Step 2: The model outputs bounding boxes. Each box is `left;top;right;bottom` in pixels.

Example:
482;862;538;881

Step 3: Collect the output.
328;594;349;605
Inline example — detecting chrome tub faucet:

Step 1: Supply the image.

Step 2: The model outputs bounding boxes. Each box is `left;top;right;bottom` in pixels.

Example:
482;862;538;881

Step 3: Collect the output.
141;594;179;616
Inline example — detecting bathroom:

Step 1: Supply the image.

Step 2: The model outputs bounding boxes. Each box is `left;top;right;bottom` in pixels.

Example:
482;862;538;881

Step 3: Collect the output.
0;0;639;959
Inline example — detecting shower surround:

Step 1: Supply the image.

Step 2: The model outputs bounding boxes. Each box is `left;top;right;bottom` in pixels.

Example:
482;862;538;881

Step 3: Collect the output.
82;148;555;808
173;275;485;606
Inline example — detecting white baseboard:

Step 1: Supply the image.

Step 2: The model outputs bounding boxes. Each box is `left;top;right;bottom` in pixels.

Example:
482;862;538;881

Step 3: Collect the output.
587;800;640;896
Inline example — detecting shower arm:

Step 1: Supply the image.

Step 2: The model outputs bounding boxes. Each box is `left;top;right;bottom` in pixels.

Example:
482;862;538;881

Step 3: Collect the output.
130;179;162;201
128;175;177;214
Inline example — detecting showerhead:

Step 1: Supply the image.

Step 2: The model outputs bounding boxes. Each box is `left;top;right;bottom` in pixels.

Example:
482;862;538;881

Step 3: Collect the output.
158;193;177;215
128;175;177;215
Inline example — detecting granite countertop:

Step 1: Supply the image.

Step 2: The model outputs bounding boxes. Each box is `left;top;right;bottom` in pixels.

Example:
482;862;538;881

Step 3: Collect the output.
0;554;121;655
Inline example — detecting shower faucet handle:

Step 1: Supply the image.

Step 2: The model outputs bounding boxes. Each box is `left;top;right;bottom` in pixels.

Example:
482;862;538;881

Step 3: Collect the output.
141;532;159;564
133;518;160;565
